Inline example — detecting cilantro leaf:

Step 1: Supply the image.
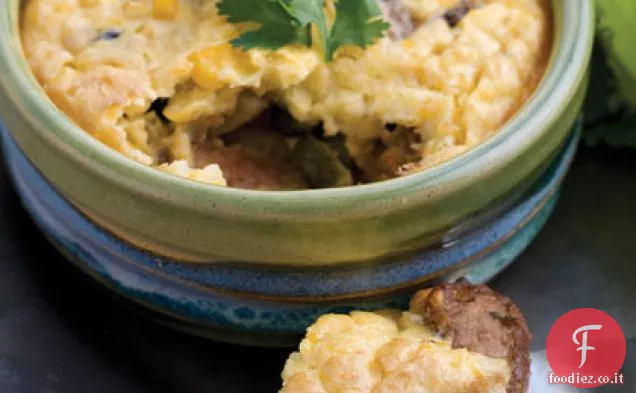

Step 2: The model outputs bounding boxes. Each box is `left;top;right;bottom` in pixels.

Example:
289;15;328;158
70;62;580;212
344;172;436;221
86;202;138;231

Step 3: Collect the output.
289;0;330;54
327;0;390;60
217;0;389;61
218;0;311;50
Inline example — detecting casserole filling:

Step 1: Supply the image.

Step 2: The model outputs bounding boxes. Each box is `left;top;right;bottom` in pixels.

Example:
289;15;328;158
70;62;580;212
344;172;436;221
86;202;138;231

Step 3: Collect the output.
21;0;551;190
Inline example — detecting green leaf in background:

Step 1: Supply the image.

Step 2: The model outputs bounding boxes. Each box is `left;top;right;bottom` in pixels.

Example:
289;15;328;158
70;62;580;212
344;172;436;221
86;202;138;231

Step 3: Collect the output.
582;41;636;148
596;0;636;109
583;41;622;124
579;1;636;148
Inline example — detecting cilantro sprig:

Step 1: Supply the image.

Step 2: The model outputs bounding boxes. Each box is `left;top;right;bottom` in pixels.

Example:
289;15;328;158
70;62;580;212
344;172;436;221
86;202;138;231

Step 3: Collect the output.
217;0;389;61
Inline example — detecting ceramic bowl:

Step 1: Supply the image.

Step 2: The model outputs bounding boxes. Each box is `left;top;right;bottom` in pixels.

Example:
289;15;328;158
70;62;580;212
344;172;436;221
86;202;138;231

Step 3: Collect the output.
0;0;593;346
0;120;580;346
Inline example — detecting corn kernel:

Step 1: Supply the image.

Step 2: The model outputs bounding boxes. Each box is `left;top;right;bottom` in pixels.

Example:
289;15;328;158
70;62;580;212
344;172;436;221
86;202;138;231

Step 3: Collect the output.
402;39;415;50
188;44;258;90
188;45;231;90
79;0;99;8
153;0;178;20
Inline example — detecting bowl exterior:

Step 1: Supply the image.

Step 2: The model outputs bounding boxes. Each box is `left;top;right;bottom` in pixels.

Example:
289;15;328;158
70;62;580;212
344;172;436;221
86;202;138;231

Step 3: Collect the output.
0;122;580;346
0;0;594;265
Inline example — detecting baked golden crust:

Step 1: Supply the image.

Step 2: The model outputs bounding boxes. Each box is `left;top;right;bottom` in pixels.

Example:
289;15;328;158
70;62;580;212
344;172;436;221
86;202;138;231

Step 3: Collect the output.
280;310;511;393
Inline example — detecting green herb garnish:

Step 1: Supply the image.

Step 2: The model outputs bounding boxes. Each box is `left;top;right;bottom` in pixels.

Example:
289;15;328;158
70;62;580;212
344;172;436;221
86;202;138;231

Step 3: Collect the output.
326;0;389;59
217;0;389;61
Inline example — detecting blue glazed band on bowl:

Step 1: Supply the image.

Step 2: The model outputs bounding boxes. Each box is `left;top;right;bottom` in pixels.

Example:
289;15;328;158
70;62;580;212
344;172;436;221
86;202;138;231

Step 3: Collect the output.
0;119;581;346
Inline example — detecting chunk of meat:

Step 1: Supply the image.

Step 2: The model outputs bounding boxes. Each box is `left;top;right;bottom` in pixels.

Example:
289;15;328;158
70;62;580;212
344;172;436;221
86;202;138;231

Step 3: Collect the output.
379;0;415;40
194;145;308;190
410;281;531;393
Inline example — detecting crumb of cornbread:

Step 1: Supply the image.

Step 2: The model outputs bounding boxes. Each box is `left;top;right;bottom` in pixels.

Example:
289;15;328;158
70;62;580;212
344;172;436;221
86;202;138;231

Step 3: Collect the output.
21;0;551;185
279;310;510;393
156;160;226;186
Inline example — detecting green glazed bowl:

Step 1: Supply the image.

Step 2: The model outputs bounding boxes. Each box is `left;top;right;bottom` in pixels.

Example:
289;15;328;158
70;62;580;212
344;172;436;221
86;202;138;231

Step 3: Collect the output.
0;0;593;267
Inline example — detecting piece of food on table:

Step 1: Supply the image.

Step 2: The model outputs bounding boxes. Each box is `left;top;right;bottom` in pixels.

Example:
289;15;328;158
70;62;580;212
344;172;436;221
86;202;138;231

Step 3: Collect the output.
20;0;551;189
280;281;531;393
410;281;532;393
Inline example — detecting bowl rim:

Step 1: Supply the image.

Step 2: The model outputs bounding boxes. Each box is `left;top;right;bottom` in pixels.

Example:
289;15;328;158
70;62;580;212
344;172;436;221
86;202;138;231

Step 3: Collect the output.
0;0;594;216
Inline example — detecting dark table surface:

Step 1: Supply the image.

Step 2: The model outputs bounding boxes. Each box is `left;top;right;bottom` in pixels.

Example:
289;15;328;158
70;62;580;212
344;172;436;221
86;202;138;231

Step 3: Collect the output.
0;146;635;393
